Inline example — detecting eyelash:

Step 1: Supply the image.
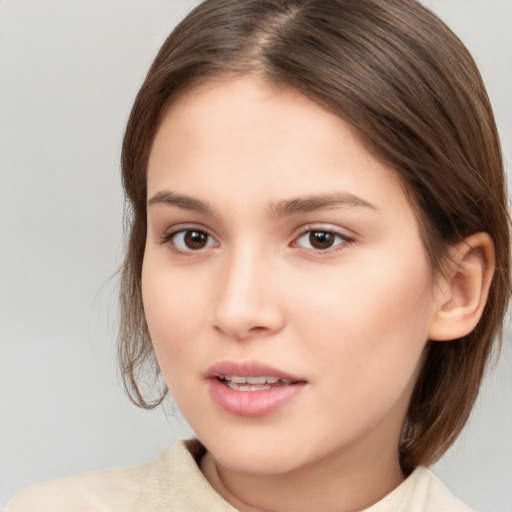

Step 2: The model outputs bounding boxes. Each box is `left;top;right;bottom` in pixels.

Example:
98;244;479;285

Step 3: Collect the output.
160;225;354;255
292;227;354;253
159;225;218;254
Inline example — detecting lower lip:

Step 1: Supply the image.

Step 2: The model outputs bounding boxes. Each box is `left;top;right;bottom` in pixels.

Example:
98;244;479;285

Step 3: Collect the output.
208;378;306;417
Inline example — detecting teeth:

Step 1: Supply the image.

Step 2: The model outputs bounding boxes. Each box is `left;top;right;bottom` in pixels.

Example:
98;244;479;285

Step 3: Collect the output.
246;376;266;384
220;375;295;391
229;375;251;384
226;382;272;392
223;375;291;385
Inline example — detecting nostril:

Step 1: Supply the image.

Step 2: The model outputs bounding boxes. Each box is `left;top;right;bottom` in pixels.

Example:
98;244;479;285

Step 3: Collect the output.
248;326;268;333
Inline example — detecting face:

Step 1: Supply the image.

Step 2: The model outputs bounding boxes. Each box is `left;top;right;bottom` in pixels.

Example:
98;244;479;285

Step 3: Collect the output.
142;75;441;477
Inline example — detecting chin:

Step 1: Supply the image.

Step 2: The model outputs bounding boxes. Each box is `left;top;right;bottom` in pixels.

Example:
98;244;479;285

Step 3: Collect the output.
197;429;296;475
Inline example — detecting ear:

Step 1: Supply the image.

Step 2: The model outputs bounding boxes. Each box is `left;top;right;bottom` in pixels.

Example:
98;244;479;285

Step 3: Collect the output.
428;232;495;341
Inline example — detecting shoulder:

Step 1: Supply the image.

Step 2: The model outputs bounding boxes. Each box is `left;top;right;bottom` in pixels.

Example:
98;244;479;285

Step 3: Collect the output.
4;440;201;512
411;467;475;512
5;465;145;512
364;466;475;512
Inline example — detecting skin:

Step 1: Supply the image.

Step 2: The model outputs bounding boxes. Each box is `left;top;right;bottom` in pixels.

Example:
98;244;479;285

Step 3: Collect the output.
142;75;450;512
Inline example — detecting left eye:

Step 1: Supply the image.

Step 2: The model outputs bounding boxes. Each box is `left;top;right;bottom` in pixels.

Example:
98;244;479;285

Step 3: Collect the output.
295;230;347;251
170;229;216;252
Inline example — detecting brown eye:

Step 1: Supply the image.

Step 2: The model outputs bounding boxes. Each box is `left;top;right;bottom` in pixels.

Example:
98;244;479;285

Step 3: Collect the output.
309;231;335;249
171;229;215;251
184;230;208;249
296;230;347;251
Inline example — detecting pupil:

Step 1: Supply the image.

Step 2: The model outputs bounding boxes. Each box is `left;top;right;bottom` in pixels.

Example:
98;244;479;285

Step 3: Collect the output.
184;230;207;249
309;231;334;249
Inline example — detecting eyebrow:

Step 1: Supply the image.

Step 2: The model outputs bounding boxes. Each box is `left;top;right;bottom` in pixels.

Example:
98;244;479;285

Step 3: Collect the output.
147;190;376;217
147;191;213;215
270;193;377;217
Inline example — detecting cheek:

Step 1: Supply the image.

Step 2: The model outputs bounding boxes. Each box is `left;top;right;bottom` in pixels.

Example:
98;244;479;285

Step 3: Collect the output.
141;255;205;372
292;245;434;382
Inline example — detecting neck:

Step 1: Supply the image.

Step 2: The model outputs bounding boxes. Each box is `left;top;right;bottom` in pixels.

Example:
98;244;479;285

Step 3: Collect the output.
200;435;405;512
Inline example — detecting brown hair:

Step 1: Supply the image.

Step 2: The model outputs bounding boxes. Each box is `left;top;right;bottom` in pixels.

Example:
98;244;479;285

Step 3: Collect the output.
119;0;510;473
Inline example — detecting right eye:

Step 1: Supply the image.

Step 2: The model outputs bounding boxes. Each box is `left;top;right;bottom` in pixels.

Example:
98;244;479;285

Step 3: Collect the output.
167;229;217;253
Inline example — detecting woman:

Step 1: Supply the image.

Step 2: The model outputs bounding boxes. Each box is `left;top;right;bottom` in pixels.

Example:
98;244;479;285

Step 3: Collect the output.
5;0;510;510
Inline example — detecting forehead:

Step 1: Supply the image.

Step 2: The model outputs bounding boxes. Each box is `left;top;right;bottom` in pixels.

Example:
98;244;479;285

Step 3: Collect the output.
154;75;354;164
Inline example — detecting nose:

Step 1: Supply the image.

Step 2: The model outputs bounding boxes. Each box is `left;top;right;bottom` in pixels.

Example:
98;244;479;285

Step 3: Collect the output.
212;247;285;340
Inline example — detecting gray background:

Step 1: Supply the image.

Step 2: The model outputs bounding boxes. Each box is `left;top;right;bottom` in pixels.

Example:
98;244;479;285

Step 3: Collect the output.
1;1;511;510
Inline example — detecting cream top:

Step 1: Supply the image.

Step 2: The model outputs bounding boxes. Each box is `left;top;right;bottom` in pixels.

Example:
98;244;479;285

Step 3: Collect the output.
4;439;474;512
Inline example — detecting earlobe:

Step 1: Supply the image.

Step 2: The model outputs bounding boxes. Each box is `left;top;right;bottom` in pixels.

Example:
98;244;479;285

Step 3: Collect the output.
428;232;495;342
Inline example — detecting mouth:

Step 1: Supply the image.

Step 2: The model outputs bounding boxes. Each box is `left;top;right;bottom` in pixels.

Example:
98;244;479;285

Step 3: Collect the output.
217;374;294;392
206;360;307;417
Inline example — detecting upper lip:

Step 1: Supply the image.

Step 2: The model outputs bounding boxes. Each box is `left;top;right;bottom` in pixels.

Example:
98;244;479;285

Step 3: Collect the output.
205;360;305;382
